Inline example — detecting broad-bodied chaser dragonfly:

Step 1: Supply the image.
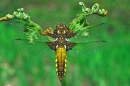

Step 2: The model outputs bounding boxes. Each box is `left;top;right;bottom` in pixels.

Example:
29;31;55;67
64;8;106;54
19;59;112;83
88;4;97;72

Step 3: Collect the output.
11;22;109;81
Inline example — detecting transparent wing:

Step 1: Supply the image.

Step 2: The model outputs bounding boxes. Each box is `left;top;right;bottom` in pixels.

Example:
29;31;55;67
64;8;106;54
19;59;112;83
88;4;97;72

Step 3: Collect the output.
10;20;55;57
67;40;109;58
67;23;109;58
10;19;52;40
70;23;109;42
10;20;27;34
12;38;55;58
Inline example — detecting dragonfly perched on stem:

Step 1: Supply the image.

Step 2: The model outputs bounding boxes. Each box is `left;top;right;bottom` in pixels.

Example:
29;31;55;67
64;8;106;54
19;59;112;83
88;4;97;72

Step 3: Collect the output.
0;2;109;81
10;21;109;81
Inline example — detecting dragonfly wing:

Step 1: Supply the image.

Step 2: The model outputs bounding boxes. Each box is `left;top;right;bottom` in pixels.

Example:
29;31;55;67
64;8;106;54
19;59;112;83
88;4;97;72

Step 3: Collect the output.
10;20;27;33
12;38;55;57
67;40;109;58
67;23;109;58
10;19;54;41
70;23;109;42
9;19;55;57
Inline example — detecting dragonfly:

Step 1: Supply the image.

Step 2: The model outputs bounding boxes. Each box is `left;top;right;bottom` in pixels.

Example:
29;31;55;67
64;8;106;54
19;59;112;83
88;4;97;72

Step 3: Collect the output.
11;22;109;81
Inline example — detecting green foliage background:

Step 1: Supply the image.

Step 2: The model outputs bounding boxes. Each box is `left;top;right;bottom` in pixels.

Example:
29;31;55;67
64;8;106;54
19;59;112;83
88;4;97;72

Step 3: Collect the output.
0;0;130;86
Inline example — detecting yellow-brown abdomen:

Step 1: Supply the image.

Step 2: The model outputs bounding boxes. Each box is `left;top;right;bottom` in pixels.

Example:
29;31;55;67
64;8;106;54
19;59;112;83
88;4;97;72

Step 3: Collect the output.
55;45;67;81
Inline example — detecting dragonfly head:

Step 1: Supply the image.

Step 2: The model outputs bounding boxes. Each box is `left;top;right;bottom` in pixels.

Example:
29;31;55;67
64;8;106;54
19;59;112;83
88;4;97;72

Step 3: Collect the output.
55;23;68;35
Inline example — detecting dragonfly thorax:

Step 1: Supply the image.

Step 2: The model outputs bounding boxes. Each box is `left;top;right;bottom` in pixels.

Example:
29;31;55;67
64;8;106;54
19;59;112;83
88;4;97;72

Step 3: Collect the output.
55;35;68;44
45;23;76;51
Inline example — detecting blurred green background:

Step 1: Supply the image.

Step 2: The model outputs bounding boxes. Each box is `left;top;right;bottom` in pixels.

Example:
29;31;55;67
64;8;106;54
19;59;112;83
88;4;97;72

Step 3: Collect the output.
0;0;130;86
